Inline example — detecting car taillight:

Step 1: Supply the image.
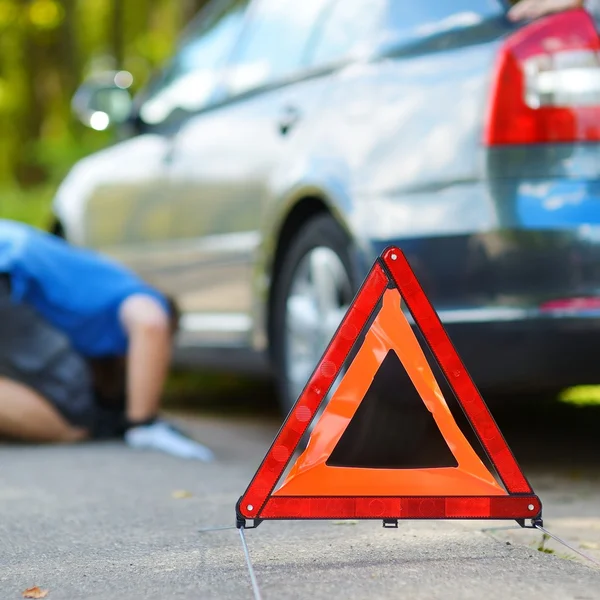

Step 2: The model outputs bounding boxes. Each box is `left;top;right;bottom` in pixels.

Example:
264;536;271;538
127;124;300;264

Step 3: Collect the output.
484;9;600;145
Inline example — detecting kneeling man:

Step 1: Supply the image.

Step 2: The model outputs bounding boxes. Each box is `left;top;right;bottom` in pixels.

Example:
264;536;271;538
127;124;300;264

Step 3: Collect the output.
0;219;212;461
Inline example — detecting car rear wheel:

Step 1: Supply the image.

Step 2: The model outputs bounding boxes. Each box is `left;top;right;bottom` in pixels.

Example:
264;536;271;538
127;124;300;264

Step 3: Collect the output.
272;214;356;417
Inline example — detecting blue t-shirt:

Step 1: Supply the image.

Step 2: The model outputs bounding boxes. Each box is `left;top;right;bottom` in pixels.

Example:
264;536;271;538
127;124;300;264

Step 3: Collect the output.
0;219;168;357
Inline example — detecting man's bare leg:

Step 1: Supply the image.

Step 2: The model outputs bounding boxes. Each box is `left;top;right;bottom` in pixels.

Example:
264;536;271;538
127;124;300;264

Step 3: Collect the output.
0;378;88;443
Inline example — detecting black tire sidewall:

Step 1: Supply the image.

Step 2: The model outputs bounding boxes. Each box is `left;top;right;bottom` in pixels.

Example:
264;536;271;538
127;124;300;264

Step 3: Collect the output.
272;214;356;416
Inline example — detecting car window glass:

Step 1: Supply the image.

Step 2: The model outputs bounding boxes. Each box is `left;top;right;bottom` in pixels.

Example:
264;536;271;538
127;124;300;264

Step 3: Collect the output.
226;0;331;95
138;0;249;126
384;0;502;44
307;0;388;67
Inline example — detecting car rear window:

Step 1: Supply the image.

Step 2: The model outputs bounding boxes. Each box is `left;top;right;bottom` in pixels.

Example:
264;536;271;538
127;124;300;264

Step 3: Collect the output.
307;0;505;68
385;0;504;41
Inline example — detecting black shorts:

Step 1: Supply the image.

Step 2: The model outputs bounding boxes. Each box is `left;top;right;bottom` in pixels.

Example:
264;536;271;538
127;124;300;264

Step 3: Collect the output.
0;275;125;439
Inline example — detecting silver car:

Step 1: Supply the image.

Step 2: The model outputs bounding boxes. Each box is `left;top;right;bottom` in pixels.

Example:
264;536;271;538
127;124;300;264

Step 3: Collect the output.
53;0;600;413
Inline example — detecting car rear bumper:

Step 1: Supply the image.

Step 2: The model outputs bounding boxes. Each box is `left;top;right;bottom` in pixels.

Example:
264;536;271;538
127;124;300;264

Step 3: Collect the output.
371;228;600;309
366;225;600;393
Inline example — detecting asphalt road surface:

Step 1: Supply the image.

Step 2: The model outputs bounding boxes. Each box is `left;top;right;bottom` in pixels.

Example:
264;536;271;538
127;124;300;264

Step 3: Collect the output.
1;399;599;600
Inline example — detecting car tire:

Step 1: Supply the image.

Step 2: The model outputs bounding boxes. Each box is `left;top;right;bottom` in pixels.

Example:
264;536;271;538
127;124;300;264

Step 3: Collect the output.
272;214;357;418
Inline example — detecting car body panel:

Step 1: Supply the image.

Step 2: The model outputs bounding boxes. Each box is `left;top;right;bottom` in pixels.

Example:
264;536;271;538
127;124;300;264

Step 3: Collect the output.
52;0;600;392
53;133;173;249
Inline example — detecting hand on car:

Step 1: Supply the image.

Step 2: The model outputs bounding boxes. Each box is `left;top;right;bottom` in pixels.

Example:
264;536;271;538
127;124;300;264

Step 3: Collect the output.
508;0;584;20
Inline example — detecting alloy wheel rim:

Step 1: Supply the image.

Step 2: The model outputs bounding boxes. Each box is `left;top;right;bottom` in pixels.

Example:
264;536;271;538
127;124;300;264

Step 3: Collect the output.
284;246;353;408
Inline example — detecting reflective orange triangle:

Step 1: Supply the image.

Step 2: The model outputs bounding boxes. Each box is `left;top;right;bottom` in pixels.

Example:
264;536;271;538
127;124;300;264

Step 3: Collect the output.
237;248;541;525
274;288;504;498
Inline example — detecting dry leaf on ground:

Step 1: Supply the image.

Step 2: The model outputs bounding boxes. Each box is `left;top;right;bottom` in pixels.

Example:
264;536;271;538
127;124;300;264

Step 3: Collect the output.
22;587;48;599
171;490;193;499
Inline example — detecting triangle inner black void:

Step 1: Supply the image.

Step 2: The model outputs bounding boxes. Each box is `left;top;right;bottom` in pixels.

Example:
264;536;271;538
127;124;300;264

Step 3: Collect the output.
326;350;458;469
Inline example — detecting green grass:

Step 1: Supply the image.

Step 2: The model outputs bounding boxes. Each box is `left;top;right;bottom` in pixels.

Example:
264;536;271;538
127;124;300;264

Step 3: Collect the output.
558;386;600;407
536;533;556;555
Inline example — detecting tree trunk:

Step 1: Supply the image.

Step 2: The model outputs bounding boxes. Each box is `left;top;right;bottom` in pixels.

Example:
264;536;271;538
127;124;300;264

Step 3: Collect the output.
58;0;80;95
19;23;48;185
111;0;126;69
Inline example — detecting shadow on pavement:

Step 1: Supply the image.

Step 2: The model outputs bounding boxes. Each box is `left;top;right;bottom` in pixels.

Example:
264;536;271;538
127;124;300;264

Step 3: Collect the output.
489;395;600;471
165;369;600;473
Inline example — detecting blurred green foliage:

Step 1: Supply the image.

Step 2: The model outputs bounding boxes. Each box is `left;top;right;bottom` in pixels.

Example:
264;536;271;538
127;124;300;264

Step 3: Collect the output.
0;183;54;227
0;0;208;226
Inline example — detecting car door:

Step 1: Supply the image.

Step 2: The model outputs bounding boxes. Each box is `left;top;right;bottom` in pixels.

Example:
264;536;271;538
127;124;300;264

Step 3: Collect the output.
83;0;251;291
164;0;335;348
74;119;173;260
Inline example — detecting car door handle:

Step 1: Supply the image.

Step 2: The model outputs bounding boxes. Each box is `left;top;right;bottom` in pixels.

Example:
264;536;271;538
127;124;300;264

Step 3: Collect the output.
278;106;302;136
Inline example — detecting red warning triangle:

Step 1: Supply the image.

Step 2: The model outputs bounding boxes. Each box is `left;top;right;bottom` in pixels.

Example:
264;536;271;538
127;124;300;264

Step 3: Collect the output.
237;248;541;525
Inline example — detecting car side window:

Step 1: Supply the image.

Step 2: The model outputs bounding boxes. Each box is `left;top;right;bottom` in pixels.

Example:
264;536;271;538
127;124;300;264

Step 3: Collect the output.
307;0;388;67
137;0;249;127
225;0;332;95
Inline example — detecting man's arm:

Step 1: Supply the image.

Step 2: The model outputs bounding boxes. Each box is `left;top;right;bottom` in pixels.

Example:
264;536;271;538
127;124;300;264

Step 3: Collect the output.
118;294;214;461
119;294;172;424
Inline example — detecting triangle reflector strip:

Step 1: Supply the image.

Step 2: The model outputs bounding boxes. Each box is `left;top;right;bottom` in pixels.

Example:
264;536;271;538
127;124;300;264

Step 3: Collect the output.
237;247;541;525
